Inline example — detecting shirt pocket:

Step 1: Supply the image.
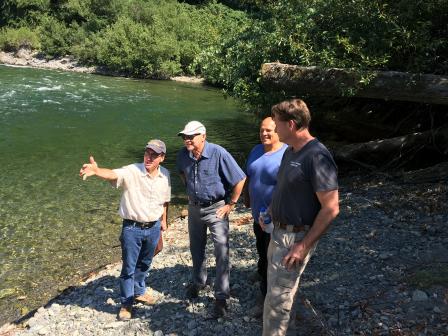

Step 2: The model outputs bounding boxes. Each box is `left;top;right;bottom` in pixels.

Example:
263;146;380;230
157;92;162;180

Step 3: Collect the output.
286;165;306;184
200;169;219;186
271;240;297;288
269;242;298;313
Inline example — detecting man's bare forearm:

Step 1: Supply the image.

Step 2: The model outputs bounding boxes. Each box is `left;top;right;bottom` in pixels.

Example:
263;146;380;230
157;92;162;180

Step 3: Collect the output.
161;202;169;231
93;167;118;181
300;189;339;250
229;178;246;204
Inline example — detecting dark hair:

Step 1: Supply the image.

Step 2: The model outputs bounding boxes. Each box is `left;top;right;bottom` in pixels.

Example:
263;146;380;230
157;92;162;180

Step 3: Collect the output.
271;99;311;129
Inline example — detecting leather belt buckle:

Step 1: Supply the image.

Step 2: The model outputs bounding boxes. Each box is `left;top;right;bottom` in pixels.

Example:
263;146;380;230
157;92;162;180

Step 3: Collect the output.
124;219;156;229
139;221;156;229
274;221;307;233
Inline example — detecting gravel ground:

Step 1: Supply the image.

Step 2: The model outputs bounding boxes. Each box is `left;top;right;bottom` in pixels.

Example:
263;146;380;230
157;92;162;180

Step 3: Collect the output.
1;173;447;336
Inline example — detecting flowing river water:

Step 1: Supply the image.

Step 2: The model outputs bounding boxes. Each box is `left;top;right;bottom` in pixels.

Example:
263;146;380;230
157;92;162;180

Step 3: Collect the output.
0;65;258;325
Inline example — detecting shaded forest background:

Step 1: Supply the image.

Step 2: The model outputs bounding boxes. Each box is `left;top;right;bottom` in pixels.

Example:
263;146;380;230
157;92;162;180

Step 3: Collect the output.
1;0;447;172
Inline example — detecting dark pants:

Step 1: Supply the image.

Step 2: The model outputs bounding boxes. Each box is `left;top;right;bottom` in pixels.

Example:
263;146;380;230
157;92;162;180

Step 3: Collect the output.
253;221;270;296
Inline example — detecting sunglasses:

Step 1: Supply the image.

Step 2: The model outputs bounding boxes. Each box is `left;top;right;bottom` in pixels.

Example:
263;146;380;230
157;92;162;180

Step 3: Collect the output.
144;150;162;159
182;133;200;141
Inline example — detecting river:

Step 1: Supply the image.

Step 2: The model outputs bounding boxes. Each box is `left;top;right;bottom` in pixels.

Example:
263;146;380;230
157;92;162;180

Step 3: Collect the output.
0;65;258;325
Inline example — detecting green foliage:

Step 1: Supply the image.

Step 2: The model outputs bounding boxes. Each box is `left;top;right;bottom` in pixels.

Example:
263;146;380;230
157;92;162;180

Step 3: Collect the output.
0;0;445;108
197;0;448;111
38;15;83;57
49;0;91;23
85;0;124;31
0;0;50;26
79;0;249;78
0;26;40;51
93;15;181;78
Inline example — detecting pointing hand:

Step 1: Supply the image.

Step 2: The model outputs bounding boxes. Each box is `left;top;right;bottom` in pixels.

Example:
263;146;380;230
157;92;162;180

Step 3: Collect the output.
80;156;98;180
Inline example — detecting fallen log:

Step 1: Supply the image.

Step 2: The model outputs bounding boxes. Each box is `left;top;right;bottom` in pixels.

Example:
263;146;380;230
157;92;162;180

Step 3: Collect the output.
333;126;448;169
401;161;448;183
261;63;448;105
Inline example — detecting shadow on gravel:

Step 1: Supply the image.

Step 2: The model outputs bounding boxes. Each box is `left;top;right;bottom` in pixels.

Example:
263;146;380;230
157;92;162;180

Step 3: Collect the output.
38;260;266;335
45;262;261;312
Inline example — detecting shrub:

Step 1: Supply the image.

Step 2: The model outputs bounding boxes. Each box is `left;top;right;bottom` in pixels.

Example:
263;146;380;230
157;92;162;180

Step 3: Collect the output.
198;0;448;111
94;16;181;78
0;26;40;51
38;15;75;57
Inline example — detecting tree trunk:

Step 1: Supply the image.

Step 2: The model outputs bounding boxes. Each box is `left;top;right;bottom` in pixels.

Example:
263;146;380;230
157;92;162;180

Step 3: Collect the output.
261;63;448;105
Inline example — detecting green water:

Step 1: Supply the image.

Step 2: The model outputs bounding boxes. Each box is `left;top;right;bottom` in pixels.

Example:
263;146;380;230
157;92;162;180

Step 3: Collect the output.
0;65;258;324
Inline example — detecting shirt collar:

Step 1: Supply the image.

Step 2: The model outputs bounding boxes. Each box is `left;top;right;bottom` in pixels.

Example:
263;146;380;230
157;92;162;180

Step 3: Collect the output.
202;141;211;158
139;163;162;178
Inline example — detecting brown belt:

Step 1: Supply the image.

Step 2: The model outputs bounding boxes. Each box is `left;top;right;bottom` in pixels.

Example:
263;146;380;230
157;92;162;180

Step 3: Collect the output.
274;221;308;233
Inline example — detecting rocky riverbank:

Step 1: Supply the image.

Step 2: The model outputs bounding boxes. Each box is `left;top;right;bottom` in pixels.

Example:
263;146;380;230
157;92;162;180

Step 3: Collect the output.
0;172;447;336
0;49;204;84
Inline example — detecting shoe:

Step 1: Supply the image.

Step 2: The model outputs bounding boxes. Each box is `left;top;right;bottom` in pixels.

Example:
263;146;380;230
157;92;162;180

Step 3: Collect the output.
185;283;205;299
117;305;132;321
135;289;157;305
212;299;228;318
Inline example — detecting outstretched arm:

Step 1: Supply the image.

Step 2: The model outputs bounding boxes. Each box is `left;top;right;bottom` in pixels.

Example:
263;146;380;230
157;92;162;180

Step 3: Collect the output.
79;156;118;182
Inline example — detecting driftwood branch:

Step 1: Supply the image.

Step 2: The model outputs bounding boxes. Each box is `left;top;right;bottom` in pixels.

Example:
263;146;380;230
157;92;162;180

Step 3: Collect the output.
333;126;448;167
261;63;448;105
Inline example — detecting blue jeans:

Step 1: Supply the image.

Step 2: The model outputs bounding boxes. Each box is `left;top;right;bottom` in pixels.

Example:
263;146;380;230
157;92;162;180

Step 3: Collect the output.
119;220;160;305
188;200;230;300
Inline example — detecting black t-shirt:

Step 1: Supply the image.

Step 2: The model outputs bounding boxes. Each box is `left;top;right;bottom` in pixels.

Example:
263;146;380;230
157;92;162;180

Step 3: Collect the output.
271;139;338;227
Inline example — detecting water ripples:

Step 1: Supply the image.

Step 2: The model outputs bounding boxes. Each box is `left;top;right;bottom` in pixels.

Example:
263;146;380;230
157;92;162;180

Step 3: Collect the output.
0;64;258;325
36;85;62;91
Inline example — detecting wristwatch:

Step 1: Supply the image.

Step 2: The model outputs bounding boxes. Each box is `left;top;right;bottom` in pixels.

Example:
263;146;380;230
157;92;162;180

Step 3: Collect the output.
228;200;237;206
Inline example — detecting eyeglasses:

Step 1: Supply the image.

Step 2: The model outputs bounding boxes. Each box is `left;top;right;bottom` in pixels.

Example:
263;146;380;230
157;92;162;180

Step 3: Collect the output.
182;133;200;141
144;150;162;159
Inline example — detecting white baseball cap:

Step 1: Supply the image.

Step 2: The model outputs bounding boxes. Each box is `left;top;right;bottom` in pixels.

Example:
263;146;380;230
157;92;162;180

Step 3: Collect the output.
177;121;206;136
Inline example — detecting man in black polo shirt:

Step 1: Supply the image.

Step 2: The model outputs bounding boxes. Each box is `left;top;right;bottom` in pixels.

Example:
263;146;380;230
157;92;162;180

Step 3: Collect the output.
262;99;339;336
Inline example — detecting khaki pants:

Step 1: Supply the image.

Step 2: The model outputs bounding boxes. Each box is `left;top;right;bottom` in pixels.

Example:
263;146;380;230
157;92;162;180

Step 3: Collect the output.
262;227;317;336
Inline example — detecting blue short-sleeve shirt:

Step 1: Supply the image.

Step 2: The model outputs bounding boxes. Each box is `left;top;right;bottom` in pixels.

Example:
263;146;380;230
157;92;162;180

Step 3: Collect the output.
246;143;287;221
177;141;246;202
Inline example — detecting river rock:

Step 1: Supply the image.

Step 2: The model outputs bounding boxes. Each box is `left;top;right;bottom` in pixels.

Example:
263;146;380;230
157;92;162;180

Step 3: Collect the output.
412;290;429;301
3;175;447;336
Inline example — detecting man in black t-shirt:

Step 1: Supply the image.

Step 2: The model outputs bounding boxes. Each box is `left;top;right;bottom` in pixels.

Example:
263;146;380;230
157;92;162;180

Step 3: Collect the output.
261;99;339;336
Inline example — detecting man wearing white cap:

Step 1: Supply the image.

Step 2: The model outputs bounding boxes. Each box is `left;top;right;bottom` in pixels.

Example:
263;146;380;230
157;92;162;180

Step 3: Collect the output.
177;121;246;318
80;139;171;321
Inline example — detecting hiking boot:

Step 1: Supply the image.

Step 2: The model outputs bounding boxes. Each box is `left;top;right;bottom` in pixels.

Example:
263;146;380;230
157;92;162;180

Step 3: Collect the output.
185;283;205;299
117;305;132;321
135;289;157;305
212;299;228;318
